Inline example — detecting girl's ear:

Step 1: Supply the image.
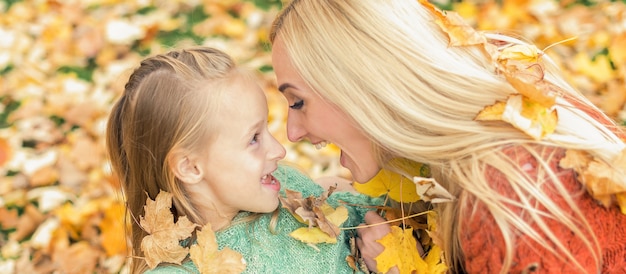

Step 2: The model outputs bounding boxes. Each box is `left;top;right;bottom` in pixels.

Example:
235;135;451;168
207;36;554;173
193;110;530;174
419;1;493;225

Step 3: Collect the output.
171;152;203;184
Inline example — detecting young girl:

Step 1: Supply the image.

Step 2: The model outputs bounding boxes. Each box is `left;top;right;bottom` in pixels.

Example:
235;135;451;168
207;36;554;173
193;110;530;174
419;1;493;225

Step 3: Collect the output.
106;47;378;273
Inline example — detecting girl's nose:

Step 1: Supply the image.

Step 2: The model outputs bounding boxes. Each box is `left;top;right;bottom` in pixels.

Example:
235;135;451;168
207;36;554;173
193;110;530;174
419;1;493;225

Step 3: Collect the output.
269;134;286;161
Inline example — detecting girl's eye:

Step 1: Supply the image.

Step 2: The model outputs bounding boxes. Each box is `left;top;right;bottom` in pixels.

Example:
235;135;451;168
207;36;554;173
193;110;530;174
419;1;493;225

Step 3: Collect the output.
289;100;304;110
250;133;260;145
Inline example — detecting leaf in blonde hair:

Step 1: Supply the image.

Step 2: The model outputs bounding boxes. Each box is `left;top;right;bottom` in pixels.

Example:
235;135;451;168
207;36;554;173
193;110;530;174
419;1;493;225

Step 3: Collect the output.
419;0;486;47
413;177;455;204
498;44;542;64
476;94;558;140
190;224;246;274
560;149;626;213
140;191;199;269
616;193;626;215
375;226;427;273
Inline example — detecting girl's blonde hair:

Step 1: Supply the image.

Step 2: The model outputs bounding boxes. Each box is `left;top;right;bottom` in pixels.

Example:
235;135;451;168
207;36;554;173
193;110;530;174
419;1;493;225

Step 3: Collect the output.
271;0;625;272
107;47;259;273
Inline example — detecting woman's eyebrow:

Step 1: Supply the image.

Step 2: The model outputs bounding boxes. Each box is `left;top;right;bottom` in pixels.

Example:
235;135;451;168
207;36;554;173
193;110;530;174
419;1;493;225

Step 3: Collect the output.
278;83;295;93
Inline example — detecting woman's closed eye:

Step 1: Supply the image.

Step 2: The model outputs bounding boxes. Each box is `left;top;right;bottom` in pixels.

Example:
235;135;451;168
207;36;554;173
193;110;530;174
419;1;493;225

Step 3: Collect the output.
289;100;304;110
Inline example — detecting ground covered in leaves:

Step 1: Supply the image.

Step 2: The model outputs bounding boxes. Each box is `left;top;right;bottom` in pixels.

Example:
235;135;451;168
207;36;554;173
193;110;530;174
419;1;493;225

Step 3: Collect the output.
0;0;625;273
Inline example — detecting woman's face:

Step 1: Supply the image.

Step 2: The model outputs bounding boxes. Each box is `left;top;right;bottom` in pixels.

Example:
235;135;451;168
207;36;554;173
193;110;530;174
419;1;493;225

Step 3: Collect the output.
271;36;380;183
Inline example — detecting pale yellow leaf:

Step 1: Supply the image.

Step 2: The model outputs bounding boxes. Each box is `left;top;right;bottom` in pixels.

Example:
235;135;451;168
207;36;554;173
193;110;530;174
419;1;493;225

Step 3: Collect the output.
190;224;246;274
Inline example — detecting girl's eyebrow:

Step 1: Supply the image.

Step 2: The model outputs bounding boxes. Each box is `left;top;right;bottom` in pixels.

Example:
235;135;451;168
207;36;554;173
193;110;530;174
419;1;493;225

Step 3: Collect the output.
278;83;295;93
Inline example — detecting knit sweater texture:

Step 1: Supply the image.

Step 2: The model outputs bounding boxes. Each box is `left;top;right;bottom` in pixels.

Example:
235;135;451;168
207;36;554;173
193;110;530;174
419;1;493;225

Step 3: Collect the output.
145;165;381;274
460;145;626;273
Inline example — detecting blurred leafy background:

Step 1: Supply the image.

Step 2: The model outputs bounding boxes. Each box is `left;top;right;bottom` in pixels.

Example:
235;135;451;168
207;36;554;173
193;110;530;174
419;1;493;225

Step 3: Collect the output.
0;0;625;273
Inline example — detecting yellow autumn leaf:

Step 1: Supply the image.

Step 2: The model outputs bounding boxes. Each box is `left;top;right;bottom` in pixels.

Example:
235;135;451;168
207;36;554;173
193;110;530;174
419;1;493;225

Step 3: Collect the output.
478;94;558;140
190;224;246;274
99;201;127;256
290;204;348;244
616;193;626;215
0;137;11;167
574;52;615;83
375;226;427;274
353;159;426;203
290;227;338;244
315;203;349;238
419;0;486;47
498;44;542;64
423;245;448;274
474;100;506;121
503;73;557;108
140;191;199;269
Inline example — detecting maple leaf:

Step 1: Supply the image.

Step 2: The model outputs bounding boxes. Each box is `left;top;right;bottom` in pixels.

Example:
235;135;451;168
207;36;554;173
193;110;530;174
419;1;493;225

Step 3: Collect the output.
422;245;448;274
353;159;427;203
475;94;558;140
279;187;349;244
560;149;626;213
140;191;199;269
190;224;246;274
375;226;427;274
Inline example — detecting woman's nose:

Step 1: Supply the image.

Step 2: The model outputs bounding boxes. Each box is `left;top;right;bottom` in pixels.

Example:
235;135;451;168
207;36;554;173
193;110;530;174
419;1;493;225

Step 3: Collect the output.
286;113;306;142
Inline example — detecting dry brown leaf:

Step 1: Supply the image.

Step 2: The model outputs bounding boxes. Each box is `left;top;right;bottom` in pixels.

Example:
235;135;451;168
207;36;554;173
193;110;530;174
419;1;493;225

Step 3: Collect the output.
0;207;19;230
419;0;486;47
560;149;626;211
190;224;246;274
279;187;348;244
11;204;46;242
55;241;100;274
140;191;198;269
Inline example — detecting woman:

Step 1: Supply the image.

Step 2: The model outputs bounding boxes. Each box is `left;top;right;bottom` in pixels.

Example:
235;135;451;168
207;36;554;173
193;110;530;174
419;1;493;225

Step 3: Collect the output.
270;0;626;273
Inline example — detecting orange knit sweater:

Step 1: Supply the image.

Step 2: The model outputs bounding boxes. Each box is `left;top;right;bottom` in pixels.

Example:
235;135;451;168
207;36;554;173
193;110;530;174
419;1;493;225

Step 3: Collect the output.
459;145;626;273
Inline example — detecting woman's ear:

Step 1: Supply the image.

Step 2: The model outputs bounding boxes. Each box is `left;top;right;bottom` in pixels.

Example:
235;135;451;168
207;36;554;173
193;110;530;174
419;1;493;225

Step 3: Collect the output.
170;152;203;184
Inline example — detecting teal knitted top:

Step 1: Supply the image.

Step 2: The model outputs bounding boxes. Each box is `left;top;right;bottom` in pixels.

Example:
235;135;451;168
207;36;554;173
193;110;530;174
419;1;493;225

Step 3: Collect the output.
145;165;381;274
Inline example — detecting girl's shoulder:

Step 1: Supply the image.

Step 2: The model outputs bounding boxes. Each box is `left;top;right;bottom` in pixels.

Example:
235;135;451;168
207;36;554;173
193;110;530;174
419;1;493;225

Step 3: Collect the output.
143;260;198;274
274;164;323;197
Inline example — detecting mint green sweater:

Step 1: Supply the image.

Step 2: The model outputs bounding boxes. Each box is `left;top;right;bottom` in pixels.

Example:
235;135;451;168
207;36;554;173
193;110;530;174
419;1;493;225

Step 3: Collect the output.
145;165;381;274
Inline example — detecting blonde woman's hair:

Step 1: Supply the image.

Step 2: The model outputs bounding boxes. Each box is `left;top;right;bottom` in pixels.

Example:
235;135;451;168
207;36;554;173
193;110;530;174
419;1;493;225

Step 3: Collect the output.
271;0;625;272
106;47;268;273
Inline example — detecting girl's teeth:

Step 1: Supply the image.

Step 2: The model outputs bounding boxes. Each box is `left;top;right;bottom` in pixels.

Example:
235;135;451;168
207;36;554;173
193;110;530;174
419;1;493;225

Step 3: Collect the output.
314;141;328;150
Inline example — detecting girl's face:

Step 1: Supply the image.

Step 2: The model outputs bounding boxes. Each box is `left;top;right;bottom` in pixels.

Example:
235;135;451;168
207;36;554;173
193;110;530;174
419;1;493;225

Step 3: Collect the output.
193;74;286;221
271;36;380;183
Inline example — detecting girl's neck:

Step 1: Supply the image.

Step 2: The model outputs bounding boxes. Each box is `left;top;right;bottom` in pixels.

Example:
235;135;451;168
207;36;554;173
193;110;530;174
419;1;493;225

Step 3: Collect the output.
195;203;238;231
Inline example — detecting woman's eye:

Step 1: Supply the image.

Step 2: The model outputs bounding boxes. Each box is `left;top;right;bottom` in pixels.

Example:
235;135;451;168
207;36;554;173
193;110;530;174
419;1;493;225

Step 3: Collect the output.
250;133;259;145
289;100;304;110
